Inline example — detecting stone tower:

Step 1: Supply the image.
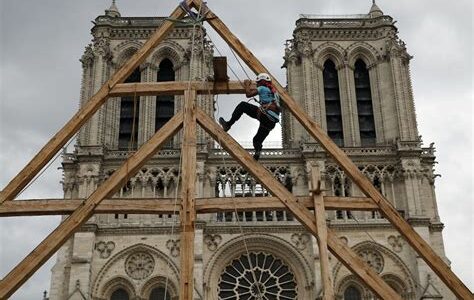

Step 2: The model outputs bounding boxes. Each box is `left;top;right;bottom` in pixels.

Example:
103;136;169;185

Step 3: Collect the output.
49;2;454;299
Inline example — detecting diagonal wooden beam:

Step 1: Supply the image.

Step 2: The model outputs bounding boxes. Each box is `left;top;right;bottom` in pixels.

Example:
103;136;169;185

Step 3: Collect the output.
0;113;183;299
199;3;472;298
179;89;197;299
195;108;402;300
0;196;378;217
0;1;192;204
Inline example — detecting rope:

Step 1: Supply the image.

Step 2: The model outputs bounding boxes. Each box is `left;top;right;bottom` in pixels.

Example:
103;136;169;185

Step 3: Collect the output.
16;134;77;198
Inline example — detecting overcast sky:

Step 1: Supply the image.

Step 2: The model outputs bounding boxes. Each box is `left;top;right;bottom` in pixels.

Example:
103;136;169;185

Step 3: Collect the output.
0;1;472;299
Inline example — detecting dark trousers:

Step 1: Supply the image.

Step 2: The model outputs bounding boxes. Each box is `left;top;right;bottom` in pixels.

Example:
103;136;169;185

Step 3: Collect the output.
227;101;276;152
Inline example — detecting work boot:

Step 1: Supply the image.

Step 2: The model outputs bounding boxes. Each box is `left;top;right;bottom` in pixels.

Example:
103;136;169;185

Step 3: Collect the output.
219;117;231;132
253;150;261;161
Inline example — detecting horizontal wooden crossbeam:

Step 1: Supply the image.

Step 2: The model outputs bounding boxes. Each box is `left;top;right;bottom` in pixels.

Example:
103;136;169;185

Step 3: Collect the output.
0;196;377;217
109;81;251;97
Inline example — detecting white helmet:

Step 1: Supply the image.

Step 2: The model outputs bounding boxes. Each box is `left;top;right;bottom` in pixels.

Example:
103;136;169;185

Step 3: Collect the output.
256;73;271;82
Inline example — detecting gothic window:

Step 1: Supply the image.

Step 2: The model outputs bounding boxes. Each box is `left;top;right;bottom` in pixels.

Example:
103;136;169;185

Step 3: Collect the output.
218;252;298;299
323;60;344;146
343;285;362;300
110;288;129;300
354;59;376;146
149;287;171;300
156;59;175;132
119;68;141;150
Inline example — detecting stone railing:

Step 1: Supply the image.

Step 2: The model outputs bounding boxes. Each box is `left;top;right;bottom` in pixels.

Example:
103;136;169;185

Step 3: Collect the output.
295;15;393;29
210;210;297;224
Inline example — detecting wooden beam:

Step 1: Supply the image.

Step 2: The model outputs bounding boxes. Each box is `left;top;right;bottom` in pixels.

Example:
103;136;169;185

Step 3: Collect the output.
0;113;183;299
0;196;378;217
179;89;197;299
310;165;334;300
200;3;472;298
0;1;191;204
109;81;251;97
195;108;402;300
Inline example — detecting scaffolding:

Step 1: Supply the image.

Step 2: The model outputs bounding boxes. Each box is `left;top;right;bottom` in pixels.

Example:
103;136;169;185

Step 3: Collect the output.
0;1;472;299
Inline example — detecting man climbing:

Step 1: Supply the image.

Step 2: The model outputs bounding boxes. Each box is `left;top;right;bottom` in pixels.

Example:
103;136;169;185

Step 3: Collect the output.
219;73;280;161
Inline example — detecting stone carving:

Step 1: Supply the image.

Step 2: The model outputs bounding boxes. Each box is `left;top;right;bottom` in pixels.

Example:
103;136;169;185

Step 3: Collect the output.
204;234;222;251
339;236;349;245
125;251;155;280
358;249;384;273
166;239;180;257
387;235;404;253
95;241;115;259
291;233;310;250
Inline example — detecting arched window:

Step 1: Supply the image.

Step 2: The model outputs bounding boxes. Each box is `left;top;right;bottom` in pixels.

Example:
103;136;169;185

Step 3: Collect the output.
156;59;175;133
344;285;362;300
354;59;376;146
149;287;171;300
323;60;344;146
119;68;141;150
110;288;130;300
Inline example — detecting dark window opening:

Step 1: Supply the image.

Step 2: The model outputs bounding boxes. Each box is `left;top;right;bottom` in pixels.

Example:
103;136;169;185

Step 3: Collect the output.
344;285;362;300
149;287;171;300
354;59;376;146
156;59;175;139
110;288;129;300
119;68;141;150
323;60;344;147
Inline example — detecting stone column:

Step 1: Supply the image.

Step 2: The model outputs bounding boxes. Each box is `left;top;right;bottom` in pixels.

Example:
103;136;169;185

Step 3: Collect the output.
78;45;94;146
284;54;302;147
87;37;112;146
368;62;386;144
139;62;157;146
390;49;418;141
313;63;326;131
339;62;359;146
67;232;96;299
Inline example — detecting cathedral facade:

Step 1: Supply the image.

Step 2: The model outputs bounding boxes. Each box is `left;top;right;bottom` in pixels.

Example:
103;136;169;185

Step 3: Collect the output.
49;2;454;299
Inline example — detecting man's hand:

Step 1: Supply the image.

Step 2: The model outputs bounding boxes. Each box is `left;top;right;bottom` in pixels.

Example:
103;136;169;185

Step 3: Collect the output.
243;79;252;87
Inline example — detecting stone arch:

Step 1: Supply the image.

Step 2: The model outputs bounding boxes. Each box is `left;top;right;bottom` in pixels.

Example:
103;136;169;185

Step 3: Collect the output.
203;233;313;298
113;40;144;68
333;241;416;296
314;42;346;68
149;41;186;71
92;243;179;298
98;276;136;300
382;273;409;296
141;276;178;300
346;42;379;68
336;274;366;299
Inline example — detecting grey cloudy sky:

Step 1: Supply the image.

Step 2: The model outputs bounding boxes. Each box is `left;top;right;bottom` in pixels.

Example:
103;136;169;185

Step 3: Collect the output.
0;0;472;299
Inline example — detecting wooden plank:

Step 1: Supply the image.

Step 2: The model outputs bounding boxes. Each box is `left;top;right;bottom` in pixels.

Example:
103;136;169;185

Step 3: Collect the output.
0;196;378;217
310;165;334;300
179;89;197;299
200;3;472;298
0;113;183;299
0;1;191;204
109;81;252;97
195;108;402;300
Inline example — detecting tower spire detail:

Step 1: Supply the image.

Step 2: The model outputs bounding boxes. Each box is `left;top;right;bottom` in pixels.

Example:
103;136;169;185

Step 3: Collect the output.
369;0;383;18
105;0;121;18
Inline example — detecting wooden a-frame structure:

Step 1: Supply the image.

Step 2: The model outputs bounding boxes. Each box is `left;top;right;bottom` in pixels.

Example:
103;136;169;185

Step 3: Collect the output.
0;1;472;299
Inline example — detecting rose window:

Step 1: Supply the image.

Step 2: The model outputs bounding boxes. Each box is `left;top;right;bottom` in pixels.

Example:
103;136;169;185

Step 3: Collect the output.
125;251;155;280
358;249;384;273
218;252;297;299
